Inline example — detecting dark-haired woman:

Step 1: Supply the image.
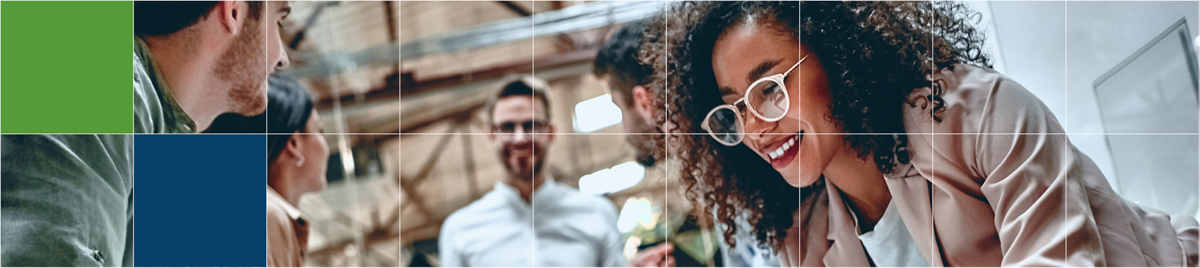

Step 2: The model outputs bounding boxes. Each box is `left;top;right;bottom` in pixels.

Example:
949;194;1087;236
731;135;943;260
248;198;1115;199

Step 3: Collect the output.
648;1;1199;266
263;75;329;266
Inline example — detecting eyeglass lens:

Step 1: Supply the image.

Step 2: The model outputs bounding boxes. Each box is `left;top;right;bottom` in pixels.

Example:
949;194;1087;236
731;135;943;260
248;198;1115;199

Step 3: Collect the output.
706;107;742;145
747;79;788;119
494;120;547;133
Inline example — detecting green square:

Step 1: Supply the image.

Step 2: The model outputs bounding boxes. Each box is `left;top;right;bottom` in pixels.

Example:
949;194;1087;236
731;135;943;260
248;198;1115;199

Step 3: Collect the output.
2;1;133;133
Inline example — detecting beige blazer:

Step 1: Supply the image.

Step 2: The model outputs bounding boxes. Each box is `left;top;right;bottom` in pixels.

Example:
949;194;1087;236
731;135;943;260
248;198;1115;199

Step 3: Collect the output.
798;64;1199;266
267;187;310;267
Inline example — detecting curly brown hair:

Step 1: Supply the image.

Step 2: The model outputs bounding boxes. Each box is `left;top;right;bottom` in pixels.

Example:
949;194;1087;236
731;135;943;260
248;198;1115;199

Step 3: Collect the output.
641;1;992;250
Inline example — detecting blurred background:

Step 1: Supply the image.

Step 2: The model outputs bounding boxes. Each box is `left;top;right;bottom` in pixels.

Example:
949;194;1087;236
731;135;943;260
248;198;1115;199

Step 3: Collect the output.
277;1;401;266
966;1;1200;220
396;1;727;267
286;0;1200;266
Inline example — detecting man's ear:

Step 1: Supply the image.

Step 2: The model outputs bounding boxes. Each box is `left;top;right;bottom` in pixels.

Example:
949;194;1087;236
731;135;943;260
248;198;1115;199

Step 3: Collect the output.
486;127;500;148
544;124;557;145
631;85;656;122
216;1;243;35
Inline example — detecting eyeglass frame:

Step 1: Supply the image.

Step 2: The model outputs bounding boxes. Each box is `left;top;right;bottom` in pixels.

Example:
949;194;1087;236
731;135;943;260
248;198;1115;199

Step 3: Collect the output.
490;119;552;137
701;53;810;146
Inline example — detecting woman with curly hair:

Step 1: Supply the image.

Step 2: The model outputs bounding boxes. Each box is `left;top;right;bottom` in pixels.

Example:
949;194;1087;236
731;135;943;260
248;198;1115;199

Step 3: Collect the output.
646;1;1200;266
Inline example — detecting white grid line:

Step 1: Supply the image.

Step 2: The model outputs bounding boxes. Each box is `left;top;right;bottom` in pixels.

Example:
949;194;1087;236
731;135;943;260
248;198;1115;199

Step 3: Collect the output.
929;2;937;265
530;1;537;266
397;1;404;264
796;0;804;262
262;2;270;265
20;132;1200;136
1063;0;1069;258
662;3;671;266
394;132;1200;136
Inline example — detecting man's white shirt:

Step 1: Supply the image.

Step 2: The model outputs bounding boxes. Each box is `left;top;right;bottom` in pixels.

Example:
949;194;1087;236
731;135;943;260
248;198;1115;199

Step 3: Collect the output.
438;179;626;267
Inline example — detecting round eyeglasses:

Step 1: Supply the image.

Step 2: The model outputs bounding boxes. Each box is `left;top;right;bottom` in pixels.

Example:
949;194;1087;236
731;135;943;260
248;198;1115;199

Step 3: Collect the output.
701;53;809;146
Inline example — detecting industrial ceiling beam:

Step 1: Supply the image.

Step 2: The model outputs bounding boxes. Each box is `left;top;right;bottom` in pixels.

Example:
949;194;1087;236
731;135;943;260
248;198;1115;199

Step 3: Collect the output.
399;47;597;133
288;1;341;49
400;1;662;59
496;1;531;17
281;42;401;78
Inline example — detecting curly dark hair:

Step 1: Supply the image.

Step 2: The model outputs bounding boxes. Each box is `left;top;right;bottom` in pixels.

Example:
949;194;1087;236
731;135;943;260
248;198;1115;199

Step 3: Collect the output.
642;1;992;250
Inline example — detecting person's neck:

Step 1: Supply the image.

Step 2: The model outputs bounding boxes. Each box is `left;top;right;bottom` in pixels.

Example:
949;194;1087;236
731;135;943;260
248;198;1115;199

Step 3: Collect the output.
268;179;304;208
267;163;315;207
503;172;547;204
823;145;891;233
143;35;224;131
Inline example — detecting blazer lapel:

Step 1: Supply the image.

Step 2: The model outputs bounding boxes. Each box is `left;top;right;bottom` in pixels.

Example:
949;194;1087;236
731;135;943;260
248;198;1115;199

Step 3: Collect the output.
822;183;872;267
886;163;945;266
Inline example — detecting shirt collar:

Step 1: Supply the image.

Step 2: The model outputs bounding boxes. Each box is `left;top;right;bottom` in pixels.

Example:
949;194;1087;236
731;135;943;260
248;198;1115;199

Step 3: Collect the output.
267;186;303;220
492;177;561;205
134;36;198;133
532;178;564;205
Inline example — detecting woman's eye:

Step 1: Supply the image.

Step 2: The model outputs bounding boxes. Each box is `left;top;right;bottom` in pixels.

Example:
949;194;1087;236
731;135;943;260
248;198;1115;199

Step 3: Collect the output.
761;83;780;95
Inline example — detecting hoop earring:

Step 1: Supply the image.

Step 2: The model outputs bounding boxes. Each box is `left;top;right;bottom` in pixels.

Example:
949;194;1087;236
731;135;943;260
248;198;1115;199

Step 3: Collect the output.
296;154;305;167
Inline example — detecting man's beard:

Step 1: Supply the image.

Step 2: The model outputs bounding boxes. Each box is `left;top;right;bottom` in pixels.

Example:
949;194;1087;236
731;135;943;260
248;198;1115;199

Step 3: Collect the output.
505;153;545;181
501;144;549;182
625;113;659;167
514;160;543;181
629;135;656;167
215;18;267;116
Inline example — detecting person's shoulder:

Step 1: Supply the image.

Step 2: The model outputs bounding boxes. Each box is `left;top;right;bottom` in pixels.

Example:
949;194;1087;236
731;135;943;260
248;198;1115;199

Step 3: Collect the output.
3;135;128;171
133;56;162;134
944;63;1028;103
265;196;292;228
947;64;1053;129
904;64;1042;134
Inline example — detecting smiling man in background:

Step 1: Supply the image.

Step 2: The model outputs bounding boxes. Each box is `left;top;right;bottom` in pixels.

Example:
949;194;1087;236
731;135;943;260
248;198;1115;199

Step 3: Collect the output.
438;76;630;267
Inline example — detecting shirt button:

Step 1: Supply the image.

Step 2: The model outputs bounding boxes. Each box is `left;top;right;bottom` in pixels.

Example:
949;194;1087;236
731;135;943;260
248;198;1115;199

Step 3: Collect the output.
92;250;105;263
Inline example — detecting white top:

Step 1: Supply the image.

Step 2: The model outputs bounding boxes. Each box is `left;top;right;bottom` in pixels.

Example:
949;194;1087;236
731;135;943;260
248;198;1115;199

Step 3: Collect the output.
438;180;627;267
853;201;929;267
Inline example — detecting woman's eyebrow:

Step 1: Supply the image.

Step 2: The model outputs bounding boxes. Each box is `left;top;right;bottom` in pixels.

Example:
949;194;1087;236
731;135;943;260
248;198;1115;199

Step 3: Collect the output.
719;86;737;97
746;58;784;86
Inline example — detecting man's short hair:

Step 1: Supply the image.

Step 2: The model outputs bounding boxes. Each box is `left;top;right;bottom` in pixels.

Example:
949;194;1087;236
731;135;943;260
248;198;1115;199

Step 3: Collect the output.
485;76;553;124
593;19;650;106
134;1;263;37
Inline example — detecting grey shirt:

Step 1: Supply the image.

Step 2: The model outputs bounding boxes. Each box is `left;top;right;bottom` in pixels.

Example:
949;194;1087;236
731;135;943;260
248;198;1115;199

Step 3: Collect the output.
1;135;134;266
133;37;196;134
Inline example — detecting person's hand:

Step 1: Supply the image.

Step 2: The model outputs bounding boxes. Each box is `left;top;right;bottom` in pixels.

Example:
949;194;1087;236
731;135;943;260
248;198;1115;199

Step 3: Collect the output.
627;243;675;267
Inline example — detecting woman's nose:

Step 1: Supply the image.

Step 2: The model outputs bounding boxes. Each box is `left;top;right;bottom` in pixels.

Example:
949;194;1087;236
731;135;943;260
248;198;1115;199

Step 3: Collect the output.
743;109;776;141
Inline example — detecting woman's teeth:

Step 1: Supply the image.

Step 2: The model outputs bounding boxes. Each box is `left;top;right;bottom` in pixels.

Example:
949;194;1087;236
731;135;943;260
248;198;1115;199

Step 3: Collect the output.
769;136;798;160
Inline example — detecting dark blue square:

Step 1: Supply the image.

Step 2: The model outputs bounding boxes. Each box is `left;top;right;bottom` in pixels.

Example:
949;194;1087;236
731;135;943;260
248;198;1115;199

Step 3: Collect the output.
134;134;264;266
